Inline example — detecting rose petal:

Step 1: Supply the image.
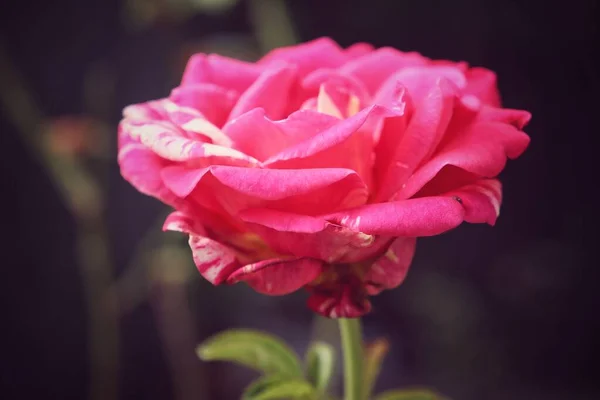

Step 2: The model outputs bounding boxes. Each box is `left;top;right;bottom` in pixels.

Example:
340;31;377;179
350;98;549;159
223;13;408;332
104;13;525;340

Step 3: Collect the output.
374;79;456;201
118;143;179;206
364;237;417;295
445;179;503;225
398;118;530;199
227;258;323;295
307;273;371;318
228;62;298;121
340;47;429;94
170;84;238;127
325;196;465;237
188;233;240;285
258;37;348;76
223;108;339;161
465;67;501;107
181;53;263;92
265;105;401;187
239;209;374;262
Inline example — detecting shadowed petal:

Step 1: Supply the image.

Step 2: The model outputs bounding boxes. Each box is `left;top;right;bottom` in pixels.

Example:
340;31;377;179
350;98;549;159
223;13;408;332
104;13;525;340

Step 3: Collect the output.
227;258;323;295
364;237;417;295
239;209;374;262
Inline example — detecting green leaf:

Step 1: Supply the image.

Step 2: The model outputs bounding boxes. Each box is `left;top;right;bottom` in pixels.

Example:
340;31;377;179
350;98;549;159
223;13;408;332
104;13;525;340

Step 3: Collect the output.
362;338;389;399
305;341;335;391
374;389;442;400
242;375;316;400
197;329;303;377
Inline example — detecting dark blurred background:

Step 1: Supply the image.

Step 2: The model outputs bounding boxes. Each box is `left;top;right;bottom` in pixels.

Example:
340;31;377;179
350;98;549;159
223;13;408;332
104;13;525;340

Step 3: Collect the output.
1;0;598;399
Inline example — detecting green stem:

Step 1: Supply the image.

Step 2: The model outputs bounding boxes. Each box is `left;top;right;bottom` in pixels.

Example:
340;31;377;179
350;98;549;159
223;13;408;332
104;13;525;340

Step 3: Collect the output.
339;318;364;400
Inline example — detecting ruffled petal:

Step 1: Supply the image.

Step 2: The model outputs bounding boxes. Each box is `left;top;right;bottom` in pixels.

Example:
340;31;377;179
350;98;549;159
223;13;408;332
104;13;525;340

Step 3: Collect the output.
340;47;429;94
162;211;240;285
265;105;401;186
181;53;263;92
239;209;374;262
445;179;503;225
398;116;530;199
464;67;501;107
227;258;323;295
325;196;465;237
364;237;417;295
258;37;349;76
170;84;238;127
118;143;179;207
374;78;457;201
228;62;298;121
307;272;371;318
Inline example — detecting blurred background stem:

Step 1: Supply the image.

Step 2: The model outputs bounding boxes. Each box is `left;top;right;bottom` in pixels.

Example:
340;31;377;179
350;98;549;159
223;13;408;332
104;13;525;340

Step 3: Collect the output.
0;43;118;400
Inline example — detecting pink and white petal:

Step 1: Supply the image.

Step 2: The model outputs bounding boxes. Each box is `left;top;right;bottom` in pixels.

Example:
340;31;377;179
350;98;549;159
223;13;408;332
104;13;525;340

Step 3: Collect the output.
445;179;503;225
227;258;323;295
258;37;348;76
364;237;417;295
307;273;371;318
239;209;374;262
130;122;260;165
464;67;501;107
188;233;240;285
170;84;239;127
223;108;339;161
181;53;263;92
228;62;298;121
374;79;456;202
118;143;179;206
340;47;430;94
325;196;465;237
162;211;205;235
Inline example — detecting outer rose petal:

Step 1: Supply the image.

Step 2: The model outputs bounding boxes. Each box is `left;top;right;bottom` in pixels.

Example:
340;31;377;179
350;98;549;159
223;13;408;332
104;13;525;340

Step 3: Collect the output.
258;37;349;76
364;237;417;295
340;47;429;94
227;258;323;295
118;143;179;207
307;273;371;318
464;67;501;107
374;79;456;201
181;53;263;92
239;209;374;262
398;118;530;199
445;179;503;225
325;196;465;237
162;212;241;285
227;62;298;121
170;84;238;127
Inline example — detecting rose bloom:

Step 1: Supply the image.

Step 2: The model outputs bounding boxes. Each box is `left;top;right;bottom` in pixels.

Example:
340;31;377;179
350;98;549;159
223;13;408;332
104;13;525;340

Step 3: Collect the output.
118;38;530;318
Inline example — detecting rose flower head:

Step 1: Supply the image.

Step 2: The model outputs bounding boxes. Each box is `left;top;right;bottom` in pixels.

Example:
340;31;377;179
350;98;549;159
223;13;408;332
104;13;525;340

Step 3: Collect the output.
118;38;530;318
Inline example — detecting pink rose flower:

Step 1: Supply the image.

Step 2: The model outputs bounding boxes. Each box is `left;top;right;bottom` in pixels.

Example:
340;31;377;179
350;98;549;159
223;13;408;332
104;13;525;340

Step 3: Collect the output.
118;38;530;318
